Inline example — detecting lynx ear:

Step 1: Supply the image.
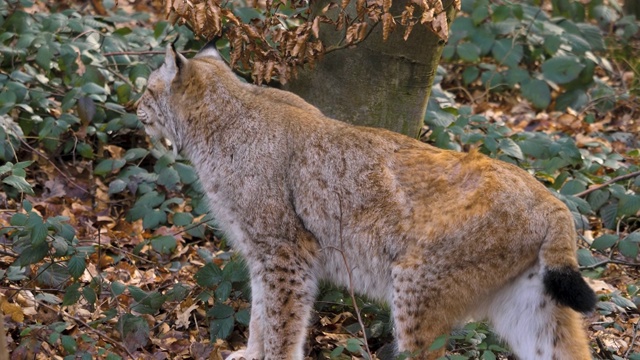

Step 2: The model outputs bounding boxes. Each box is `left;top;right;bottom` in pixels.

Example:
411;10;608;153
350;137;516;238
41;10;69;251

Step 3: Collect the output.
195;40;222;60
164;44;188;75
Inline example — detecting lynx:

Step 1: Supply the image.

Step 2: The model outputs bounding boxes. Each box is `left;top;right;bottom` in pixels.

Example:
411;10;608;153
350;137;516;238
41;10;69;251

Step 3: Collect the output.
136;43;597;360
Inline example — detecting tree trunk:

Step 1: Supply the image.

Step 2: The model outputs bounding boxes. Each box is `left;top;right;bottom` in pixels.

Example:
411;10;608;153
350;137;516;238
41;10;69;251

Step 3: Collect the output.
624;0;640;19
283;0;456;137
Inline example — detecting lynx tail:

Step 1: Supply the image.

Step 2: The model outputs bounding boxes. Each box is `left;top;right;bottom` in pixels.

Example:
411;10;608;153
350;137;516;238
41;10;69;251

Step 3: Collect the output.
539;209;597;314
543;267;596;314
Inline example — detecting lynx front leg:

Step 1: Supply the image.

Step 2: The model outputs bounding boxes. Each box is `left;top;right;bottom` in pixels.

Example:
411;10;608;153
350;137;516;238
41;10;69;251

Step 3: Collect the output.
246;235;319;360
227;276;266;360
260;250;317;359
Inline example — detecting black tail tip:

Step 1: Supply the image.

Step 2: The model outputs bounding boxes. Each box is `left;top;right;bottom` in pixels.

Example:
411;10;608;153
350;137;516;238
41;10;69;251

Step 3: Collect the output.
543;266;597;313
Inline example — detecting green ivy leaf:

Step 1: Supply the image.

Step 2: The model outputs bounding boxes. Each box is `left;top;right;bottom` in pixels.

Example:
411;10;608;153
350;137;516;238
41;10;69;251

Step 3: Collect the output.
27;213;49;245
521;79;551;109
541;56;585;84
215;280;232;300
462;66;480;85
619;240;639;258
457;42;481;62
83;286;97;305
36;263;69;287
577;248;598;267
210;316;234;341
600;202;618;229
108;179;127;195
498;138;523;160
150;235;176;254
174;162;198;185
617;194;640;217
35;45;52;72
3;175;34;195
62;283;82;306
591;234;618;250
195;263;224;288
560;180;586;196
208;303;235;319
68;255;86;279
587;189;610;211
142;209;167;229
491;39;523;67
235;308;251;326
428;334;448;351
111;281;126;296
172;212;193;226
61;334;77;354
157;166;180;190
94;159;126;176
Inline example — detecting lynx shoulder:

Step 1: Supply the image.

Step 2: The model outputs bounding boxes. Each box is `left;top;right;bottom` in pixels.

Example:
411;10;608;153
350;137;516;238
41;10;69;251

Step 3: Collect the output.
137;43;596;360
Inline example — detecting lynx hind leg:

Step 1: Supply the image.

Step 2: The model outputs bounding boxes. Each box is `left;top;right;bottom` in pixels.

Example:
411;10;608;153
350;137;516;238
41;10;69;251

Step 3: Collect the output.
391;265;472;360
481;266;592;360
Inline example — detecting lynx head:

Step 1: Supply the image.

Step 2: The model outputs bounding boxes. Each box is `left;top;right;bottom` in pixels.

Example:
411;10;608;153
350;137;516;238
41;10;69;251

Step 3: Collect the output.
136;43;222;155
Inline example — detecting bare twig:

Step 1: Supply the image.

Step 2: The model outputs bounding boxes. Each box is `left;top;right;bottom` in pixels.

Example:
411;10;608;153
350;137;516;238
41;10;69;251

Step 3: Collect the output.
36;300;136;359
325;22;379;54
574;170;640;198
19;139;89;194
625;322;639;359
595;337;616;360
579;258;640;270
323;192;374;360
102;50;198;57
0;310;8;360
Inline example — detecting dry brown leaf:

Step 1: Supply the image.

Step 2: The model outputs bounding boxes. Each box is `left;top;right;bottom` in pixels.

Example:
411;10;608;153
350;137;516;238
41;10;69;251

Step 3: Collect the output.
175;303;200;329
401;4;414;26
312;17;320;39
1;300;24;322
383;0;392;13
382;12;396;41
430;10;448;40
420;8;434;23
356;0;366;18
403;22;415;40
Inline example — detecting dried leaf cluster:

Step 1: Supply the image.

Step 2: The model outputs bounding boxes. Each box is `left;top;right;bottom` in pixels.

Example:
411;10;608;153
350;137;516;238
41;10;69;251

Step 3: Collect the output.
165;0;459;83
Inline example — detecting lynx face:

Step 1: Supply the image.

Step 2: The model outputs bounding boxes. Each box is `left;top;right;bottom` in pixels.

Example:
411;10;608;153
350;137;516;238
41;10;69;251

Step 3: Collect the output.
138;43;596;360
136;47;187;155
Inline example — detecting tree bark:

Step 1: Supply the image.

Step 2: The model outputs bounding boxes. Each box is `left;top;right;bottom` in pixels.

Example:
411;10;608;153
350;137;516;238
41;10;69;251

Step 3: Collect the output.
624;0;640;19
283;0;456;137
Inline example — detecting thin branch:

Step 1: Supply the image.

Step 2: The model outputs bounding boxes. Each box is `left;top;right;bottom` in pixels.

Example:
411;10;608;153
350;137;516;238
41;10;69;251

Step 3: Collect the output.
579;258;640;270
19;139;89;194
325;22;379;54
102;50;198;57
574;170;640;198
36;300;136;359
323;192;374;360
625;322;639;359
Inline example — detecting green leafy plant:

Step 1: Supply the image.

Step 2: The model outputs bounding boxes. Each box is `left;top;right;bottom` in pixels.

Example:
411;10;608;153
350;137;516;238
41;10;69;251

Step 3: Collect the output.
441;0;630;112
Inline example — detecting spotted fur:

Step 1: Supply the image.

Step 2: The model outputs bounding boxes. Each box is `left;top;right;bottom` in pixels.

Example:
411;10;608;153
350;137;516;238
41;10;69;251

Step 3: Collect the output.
136;44;596;360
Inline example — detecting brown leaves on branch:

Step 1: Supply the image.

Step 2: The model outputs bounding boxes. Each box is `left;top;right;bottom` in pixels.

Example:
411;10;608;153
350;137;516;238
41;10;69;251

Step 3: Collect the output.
164;0;459;84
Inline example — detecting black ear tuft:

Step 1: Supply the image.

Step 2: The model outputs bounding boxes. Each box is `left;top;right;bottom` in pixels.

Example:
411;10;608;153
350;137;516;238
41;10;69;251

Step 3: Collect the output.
202;38;218;52
171;43;184;70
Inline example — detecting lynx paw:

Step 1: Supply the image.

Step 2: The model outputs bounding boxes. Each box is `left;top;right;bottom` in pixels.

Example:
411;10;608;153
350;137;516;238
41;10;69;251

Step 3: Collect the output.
225;349;262;360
